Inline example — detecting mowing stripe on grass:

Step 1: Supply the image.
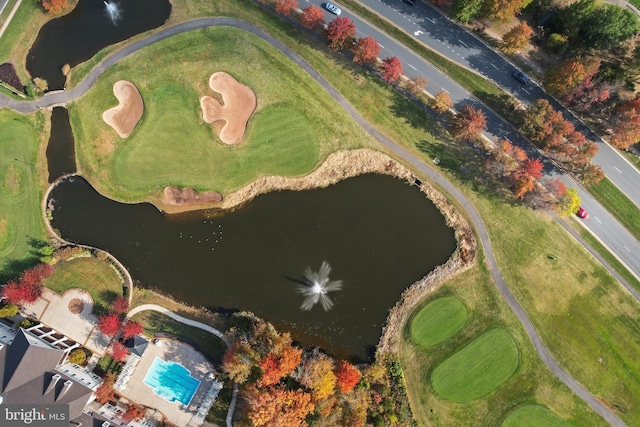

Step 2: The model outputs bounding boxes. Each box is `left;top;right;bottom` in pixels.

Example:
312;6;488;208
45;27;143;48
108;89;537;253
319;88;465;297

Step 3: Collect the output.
410;296;467;347
502;404;573;427
431;328;519;402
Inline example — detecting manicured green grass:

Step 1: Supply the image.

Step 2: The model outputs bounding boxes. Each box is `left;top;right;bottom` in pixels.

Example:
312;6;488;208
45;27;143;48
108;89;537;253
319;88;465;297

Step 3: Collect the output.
0;109;46;279
586;177;640;241
501;405;573;427
69;27;378;204
42;257;123;314
410;296;467;347
94;354;122;377
431;328;519;402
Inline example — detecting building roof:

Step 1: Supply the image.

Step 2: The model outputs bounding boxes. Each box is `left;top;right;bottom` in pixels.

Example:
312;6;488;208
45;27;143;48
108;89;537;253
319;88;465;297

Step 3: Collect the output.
0;329;96;421
2;329;65;393
124;336;149;358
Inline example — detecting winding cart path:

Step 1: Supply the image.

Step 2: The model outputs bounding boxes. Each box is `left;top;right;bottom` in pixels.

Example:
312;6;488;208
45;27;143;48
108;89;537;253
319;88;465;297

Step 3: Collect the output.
1;17;625;426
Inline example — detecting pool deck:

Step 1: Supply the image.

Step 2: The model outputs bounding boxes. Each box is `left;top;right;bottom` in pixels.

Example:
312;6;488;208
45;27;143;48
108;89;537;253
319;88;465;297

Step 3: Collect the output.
120;338;216;427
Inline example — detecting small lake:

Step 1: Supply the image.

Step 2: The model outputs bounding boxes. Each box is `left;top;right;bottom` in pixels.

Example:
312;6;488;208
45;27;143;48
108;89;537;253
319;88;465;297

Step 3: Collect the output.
49;174;456;361
27;0;171;90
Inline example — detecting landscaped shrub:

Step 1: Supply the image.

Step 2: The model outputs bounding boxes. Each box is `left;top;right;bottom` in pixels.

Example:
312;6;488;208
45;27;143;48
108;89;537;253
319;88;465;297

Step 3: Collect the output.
0;304;19;318
68;348;88;365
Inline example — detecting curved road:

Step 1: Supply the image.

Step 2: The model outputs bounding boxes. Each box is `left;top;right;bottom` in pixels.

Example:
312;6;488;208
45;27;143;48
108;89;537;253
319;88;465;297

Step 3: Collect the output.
0;17;624;426
305;0;640;282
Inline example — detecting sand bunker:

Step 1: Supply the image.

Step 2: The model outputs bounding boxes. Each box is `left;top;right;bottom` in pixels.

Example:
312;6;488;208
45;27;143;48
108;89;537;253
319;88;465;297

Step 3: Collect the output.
200;72;257;145
164;186;223;206
102;80;144;138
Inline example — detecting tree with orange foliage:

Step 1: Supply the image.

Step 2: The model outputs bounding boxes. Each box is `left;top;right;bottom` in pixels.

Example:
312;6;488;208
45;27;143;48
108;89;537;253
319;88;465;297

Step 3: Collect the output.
483;0;526;22
275;0;298;16
380;56;403;83
517;158;544;180
513;176;536;200
296;351;336;400
326;16;356;50
352;36;380;65
450;104;487;141
94;373;116;405
432;90;452;113
122;403;145;423
544;58;587;98
257;345;302;387
334;360;361;393
41;0;70;15
245;385;315;427
611;97;640;149
502;22;533;54
301;5;325;29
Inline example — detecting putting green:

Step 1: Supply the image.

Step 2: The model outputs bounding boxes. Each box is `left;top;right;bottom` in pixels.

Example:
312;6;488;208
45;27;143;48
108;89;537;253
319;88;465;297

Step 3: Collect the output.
501;405;572;427
410;296;467;346
431;328;519;402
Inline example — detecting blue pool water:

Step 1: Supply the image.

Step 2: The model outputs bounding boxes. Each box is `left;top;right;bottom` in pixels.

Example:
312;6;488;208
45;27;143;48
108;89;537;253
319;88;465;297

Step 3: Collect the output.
143;357;201;405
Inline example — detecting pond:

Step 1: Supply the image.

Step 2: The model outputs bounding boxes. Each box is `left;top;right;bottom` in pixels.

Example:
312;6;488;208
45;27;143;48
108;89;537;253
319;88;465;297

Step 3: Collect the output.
49;174;457;361
26;0;171;90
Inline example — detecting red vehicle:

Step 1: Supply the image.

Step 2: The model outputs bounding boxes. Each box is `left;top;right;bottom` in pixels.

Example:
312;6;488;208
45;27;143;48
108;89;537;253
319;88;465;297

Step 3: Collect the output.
576;207;589;219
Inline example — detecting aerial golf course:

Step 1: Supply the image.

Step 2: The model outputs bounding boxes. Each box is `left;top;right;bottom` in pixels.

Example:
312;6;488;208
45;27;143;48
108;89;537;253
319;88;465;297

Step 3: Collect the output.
1;0;640;425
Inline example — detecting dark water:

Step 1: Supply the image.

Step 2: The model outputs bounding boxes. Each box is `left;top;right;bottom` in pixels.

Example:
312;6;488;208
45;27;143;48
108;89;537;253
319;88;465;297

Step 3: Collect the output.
49;174;456;361
46;107;76;183
26;0;171;90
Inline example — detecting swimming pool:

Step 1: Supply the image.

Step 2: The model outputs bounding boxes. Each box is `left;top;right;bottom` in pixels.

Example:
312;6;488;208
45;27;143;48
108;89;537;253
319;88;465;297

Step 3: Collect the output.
143;357;201;406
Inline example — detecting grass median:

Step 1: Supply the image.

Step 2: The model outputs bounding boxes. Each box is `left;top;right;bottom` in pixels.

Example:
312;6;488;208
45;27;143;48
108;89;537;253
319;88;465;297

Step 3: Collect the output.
587;177;640;241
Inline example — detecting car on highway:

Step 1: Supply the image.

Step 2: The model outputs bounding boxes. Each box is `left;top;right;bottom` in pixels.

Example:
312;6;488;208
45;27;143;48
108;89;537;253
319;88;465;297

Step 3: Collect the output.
323;2;342;15
576;207;589;219
512;70;530;85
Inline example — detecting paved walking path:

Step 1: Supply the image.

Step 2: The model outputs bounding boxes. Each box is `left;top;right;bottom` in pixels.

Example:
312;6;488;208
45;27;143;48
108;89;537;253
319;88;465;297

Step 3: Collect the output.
0;17;625;425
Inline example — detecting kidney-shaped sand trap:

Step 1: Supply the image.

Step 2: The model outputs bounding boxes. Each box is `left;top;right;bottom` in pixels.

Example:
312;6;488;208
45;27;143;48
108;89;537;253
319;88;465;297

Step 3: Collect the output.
200;72;257;145
102;80;144;138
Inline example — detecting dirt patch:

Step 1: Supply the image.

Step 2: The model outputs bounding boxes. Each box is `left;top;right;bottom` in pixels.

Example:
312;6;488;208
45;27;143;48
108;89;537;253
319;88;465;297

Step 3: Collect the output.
200;72;257;145
68;298;85;314
163;186;223;207
4;164;23;196
102;80;144;138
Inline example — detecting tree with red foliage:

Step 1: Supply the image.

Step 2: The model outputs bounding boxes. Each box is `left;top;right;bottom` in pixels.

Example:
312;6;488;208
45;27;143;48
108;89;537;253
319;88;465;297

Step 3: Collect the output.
122;320;143;339
20;263;53;286
1;279;43;305
94;373;116;405
544;58;587;98
245;385;315;427
334;360;361;393
111;341;130;362
352;36;380;65
450;104;487;141
611;97;640;149
502;22;533;54
275;0;298;16
380;56;403;83
326;16;356;51
111;296;129;314
97;313;122;337
301;5;325;29
122;403;145;423
41;0;70;15
546;178;567;199
517;158;544;180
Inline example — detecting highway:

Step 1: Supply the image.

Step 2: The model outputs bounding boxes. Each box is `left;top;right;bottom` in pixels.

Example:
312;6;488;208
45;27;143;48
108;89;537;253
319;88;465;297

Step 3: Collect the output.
307;0;640;279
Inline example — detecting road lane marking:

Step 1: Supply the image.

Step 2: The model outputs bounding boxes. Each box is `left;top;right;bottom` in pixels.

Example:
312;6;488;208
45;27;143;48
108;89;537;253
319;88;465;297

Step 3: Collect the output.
522;89;530;94
459;40;468;47
442;88;449;93
414;30;423;36
624;245;631;252
408;64;417;70
490;63;499;70
614;166;622;173
377;42;384;48
426;17;435;23
594;216;602;223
